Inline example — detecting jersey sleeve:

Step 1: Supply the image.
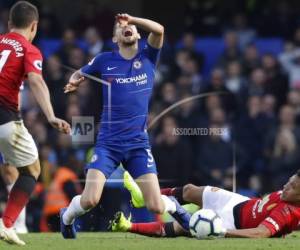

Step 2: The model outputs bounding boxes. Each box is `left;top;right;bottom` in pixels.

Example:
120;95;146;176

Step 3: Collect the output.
143;42;161;65
260;205;291;236
80;54;102;76
24;45;43;75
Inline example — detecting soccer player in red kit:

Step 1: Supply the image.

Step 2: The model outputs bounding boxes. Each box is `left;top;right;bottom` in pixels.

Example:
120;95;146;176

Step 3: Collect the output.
112;170;300;238
0;1;70;245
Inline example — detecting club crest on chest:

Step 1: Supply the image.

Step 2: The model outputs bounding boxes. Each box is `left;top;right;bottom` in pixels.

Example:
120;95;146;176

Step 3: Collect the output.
133;60;142;69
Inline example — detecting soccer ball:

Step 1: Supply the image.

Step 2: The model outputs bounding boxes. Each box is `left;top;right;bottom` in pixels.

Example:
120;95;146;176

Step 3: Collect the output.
189;209;223;239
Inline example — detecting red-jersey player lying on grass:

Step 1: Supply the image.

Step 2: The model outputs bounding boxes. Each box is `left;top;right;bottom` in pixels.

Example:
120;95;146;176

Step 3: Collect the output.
110;170;300;238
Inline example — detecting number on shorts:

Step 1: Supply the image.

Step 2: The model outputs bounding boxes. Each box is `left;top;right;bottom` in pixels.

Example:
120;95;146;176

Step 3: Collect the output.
146;149;154;167
0;50;11;73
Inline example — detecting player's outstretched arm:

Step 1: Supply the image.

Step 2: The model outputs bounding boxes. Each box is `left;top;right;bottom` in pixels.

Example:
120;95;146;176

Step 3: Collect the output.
27;72;71;134
116;13;164;49
225;224;271;238
64;70;85;93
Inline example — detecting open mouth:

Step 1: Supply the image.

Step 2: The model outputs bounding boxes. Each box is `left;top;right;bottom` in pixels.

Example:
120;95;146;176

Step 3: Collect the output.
124;30;133;37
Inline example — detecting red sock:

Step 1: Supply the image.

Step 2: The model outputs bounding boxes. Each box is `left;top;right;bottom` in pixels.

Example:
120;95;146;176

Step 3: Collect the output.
2;189;30;228
130;222;165;236
160;188;175;196
161;187;185;204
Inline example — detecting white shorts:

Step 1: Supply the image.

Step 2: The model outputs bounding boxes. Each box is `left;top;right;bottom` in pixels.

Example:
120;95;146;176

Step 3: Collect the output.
0;121;38;167
203;186;250;230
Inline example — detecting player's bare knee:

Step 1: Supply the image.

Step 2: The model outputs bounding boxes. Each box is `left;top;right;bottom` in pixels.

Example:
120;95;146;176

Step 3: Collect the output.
183;184;197;202
31;165;41;179
18;160;41;180
29;160;41;179
183;184;205;206
146;199;164;214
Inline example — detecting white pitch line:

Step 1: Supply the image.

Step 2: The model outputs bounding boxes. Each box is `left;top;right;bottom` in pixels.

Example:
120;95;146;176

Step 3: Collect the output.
60;64;112;127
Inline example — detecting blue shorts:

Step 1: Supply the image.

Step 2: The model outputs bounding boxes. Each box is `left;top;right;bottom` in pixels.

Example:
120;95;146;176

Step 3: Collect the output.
86;146;157;179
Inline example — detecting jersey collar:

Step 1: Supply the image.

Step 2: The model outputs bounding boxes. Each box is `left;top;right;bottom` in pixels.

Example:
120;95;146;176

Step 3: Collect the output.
115;48;140;61
9;32;27;41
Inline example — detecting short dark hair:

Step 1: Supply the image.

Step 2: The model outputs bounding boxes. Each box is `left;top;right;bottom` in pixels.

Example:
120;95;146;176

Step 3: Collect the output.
297;169;300;177
9;1;39;29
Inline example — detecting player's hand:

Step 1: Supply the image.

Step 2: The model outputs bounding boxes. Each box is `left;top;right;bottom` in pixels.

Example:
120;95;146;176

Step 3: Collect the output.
217;227;227;238
115;13;134;25
64;77;85;93
49;117;71;134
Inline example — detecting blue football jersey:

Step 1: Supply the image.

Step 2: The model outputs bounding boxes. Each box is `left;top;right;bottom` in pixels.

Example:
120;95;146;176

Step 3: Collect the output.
81;43;160;149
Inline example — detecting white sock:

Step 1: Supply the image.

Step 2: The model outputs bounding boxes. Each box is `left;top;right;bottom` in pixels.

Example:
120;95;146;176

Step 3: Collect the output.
161;195;176;213
14;207;27;233
62;195;87;225
6;183;14;193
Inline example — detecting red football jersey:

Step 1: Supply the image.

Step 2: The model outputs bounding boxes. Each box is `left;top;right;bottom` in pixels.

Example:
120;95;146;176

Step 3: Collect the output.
0;32;42;112
239;191;300;237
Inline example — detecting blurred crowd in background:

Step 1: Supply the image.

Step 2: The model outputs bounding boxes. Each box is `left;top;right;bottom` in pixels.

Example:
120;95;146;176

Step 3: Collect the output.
1;0;300;232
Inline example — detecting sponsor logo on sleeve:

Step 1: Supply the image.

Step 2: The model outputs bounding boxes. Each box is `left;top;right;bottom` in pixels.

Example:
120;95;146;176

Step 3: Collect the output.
267;203;277;211
33;60;42;70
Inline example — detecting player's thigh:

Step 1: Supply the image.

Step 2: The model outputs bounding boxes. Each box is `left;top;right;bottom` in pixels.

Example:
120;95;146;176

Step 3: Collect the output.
86;147;122;180
82;147;121;207
202;186;249;229
124;148;161;209
0;121;39;170
202;186;249;212
135;173;163;211
182;184;205;207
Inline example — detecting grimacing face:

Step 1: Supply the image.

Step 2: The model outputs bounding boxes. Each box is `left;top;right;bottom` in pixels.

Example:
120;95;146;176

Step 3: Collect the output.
113;22;140;46
281;175;300;203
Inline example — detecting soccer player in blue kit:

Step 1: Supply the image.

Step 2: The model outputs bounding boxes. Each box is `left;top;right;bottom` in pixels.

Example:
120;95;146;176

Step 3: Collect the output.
60;14;189;238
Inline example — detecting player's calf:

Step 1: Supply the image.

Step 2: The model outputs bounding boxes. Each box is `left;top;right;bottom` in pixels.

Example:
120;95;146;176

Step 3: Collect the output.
79;169;106;210
61;169;105;230
1;165;28;234
80;192;101;210
2;160;40;229
136;173;176;214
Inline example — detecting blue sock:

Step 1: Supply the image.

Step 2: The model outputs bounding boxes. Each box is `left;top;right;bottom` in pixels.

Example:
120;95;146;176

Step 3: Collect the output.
168;196;191;231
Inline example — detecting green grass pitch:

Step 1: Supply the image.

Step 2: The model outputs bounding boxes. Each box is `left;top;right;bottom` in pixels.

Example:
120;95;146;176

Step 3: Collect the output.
0;232;300;250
